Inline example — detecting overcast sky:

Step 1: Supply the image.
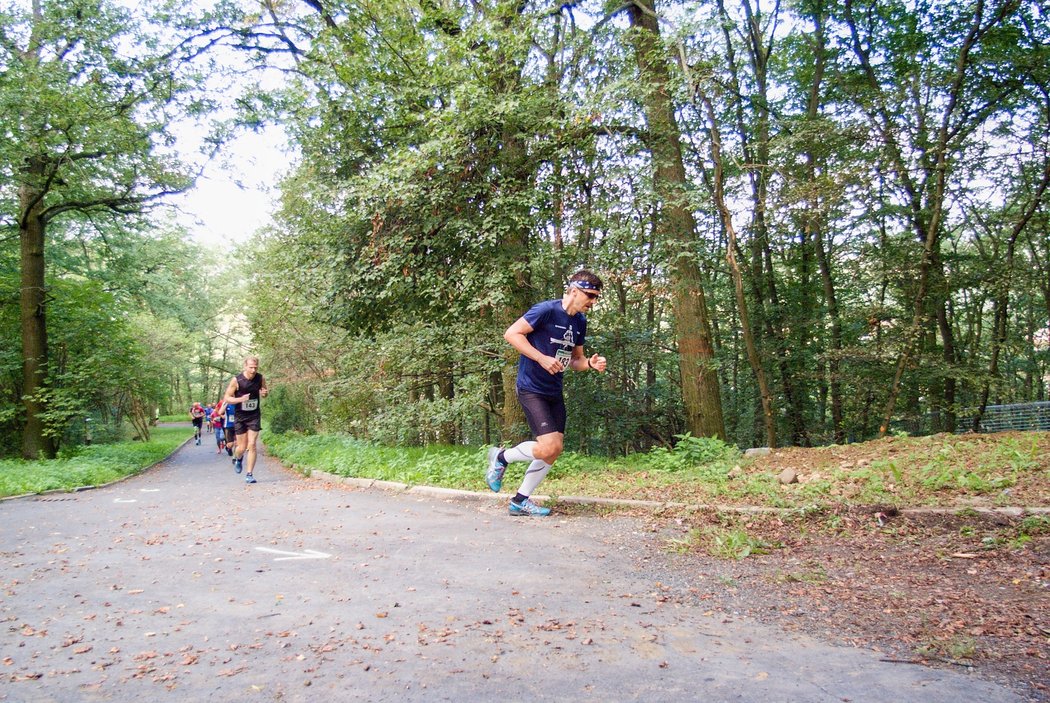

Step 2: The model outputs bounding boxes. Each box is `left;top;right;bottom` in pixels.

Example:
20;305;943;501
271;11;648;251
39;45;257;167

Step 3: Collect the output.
169;120;294;246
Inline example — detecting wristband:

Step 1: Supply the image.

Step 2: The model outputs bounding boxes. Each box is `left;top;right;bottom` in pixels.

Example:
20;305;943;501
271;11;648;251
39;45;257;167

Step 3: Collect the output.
587;357;593;369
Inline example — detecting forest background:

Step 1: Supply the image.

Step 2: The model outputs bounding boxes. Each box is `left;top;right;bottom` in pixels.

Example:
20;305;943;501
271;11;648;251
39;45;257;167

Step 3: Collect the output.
1;0;1048;461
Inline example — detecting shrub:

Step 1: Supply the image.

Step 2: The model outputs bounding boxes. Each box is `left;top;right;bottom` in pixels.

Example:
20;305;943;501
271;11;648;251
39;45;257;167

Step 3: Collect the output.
633;433;741;475
267;385;314;435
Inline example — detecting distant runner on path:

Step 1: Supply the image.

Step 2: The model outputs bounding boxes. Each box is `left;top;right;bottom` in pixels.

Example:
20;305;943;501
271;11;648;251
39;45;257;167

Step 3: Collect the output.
223;356;268;484
211;405;225;454
217;399;236;456
189;402;205;445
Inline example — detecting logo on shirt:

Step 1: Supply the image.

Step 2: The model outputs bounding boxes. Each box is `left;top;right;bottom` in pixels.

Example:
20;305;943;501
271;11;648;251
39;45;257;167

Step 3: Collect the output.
551;327;575;371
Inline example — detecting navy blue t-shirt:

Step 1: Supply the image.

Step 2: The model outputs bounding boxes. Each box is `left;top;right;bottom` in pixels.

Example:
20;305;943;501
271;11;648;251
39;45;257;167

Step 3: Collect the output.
515;299;587;397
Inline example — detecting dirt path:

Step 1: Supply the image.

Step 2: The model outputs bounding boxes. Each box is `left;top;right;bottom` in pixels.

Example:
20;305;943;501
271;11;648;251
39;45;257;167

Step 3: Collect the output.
0;439;1033;702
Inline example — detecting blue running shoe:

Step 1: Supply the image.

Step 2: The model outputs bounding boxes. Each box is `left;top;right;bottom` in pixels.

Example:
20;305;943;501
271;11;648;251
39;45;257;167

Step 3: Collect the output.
509;497;550;517
485;447;507;492
234;457;243;474
245;473;256;484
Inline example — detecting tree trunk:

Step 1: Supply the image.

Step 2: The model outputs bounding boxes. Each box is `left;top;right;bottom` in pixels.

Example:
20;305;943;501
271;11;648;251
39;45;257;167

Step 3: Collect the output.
496;119;531;438
17;1;54;459
128;393;152;442
437;364;457;444
19;168;55;459
813;227;844;442
698;91;776;448
799;0;845;443
644;236;657;421
760;240;811;445
627;0;725;440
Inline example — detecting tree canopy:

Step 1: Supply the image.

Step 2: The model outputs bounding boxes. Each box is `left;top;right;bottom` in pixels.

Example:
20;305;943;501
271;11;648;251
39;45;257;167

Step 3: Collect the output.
0;0;255;456
241;0;1049;453
1;0;1047;457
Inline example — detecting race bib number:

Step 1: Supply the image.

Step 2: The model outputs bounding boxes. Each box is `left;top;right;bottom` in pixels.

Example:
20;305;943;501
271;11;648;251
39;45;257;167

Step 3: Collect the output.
243;398;259;411
554;348;572;371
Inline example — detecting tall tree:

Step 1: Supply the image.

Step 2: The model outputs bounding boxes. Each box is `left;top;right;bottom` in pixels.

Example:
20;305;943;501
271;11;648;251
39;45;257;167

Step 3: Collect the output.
626;0;726;440
0;0;223;456
835;0;1034;435
699;87;776;447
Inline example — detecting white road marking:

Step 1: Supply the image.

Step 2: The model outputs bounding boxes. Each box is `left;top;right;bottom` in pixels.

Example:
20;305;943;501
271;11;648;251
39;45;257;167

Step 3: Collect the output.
114;498;137;503
256;547;332;561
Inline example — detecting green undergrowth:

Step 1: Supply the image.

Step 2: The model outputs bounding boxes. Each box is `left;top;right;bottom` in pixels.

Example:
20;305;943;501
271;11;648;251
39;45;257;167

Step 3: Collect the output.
263;431;746;495
264;430;1048;510
0;426;187;498
787;433;1048;507
263;431;485;489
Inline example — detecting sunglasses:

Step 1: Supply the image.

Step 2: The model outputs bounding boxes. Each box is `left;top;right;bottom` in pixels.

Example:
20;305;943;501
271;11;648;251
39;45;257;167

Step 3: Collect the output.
579;289;600;301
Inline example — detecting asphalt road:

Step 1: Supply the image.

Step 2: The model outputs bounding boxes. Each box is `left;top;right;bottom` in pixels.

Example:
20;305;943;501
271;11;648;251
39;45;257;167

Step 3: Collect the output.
0;433;1028;702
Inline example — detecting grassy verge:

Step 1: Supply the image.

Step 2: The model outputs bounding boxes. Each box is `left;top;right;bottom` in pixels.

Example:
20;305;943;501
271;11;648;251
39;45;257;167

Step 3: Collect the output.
264;430;1049;509
0;426;188;498
263;431;485;489
3;426;1045;508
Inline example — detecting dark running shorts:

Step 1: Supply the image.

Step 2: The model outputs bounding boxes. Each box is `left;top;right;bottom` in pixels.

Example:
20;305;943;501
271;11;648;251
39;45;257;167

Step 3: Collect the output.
516;389;566;437
234;414;261;434
191;417;203;427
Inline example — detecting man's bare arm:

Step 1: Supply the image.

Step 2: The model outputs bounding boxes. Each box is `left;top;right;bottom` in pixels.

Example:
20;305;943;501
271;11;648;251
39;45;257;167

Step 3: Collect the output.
223;377;241;405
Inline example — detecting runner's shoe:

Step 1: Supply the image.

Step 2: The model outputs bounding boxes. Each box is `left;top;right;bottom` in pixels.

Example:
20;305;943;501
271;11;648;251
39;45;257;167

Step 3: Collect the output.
245;473;256;484
234;457;243;474
509;497;550;517
485;447;507;492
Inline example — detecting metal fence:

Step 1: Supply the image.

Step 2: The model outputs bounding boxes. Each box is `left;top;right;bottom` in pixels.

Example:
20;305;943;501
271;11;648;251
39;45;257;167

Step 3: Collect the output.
967;401;1050;433
885;401;1050;437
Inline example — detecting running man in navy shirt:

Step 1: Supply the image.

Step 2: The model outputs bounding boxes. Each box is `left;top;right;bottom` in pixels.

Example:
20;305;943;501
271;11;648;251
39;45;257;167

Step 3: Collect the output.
486;270;607;516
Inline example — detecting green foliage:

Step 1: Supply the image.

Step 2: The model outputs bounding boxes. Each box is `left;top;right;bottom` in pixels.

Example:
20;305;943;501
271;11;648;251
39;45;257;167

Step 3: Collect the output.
263;431;481;489
0;0;210;217
632;434;741;475
0;0;240;454
0;426;185;497
262;426;1045;522
241;0;1049;455
772;566;829;584
700;526;774;560
915;437;1042;494
1017;515;1049;537
774;434;1050;507
671;433;742;466
266;384;315;436
4;0;1037;459
916;635;978;661
0;275;170;455
299;320;495;446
